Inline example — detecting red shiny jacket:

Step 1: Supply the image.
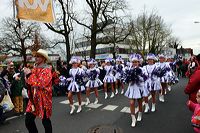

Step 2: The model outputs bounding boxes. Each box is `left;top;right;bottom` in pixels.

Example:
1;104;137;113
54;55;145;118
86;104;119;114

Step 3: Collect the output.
185;66;200;103
26;64;52;119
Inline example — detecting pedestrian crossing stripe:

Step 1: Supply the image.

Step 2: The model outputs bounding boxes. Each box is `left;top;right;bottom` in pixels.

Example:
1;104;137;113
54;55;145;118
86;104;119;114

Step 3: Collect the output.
59;95;152;113
60;100;70;104
74;102;86;106
86;103;103;109
102;105;118;111
120;107;139;114
120;107;130;113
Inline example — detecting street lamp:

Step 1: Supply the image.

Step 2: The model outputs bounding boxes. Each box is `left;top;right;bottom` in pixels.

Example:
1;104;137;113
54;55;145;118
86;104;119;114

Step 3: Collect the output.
194;21;200;23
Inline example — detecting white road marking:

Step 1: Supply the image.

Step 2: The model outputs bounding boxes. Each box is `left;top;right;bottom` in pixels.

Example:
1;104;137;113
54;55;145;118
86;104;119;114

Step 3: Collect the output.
59;89;103;104
59;95;153;114
120;95;152;114
86;103;103;109
102;105;118;111
60;100;70;104
120;107;130;113
6;116;20;121
74;102;86;106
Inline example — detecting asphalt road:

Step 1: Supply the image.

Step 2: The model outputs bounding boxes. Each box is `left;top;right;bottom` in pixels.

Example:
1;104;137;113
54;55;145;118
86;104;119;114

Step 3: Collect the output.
0;78;193;133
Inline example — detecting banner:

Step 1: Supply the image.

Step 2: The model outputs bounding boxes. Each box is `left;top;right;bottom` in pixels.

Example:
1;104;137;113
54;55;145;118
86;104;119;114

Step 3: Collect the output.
15;0;54;23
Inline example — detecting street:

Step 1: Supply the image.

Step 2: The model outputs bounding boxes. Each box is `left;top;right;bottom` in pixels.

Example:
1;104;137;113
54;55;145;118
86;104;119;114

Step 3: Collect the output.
0;78;193;133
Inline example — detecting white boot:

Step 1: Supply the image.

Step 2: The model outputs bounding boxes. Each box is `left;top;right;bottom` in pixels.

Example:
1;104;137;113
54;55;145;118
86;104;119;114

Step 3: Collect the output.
105;92;108;99
70;105;75;115
151;103;156;112
110;92;115;98
121;89;124;94
115;89;118;95
168;86;171;92
94;98;98;104
164;90;167;95
131;115;136;127
137;112;142;121
159;94;162;102
85;98;90;106
160;95;165;102
76;105;82;113
144;103;149;113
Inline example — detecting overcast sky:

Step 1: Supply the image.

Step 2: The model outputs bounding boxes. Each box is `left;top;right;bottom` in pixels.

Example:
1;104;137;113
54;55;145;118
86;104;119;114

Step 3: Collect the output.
0;0;200;54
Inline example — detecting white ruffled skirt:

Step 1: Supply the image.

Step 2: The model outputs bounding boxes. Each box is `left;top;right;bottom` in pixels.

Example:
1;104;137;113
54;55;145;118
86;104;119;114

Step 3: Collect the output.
145;78;161;91
85;79;103;88
68;81;85;92
103;75;116;83
125;83;148;99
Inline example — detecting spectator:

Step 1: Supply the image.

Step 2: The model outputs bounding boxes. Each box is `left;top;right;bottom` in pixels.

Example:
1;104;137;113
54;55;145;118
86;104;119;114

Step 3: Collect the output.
176;57;183;78
187;56;199;78
181;58;189;78
0;62;15;90
60;61;69;77
11;73;23;115
58;61;69;95
0;77;7;124
56;57;62;72
187;89;200;133
185;54;200;103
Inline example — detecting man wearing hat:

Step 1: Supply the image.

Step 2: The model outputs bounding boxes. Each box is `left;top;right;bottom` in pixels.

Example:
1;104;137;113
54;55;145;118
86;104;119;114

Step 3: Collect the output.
0;61;15;90
24;49;53;133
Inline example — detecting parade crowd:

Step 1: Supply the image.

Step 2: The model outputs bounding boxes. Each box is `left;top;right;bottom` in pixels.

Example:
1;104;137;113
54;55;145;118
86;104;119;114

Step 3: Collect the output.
0;48;200;133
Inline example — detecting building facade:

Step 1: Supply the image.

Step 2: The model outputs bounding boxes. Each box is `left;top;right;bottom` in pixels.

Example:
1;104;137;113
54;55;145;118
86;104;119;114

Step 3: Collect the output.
73;20;132;60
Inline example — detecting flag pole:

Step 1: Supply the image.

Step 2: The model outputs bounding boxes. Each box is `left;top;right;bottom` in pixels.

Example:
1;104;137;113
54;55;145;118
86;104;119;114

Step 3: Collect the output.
13;0;16;18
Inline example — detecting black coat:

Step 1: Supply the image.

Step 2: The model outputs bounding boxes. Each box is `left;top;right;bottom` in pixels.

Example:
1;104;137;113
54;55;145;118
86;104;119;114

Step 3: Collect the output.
0;78;6;103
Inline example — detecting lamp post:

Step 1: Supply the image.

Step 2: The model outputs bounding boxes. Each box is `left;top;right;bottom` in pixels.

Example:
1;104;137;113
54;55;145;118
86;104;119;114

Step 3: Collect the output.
194;21;200;23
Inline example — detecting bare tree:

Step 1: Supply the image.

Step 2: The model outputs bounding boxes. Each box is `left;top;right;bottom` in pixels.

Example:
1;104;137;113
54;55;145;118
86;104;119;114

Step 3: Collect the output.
166;36;182;54
99;16;132;59
45;0;74;65
0;18;42;65
129;10;172;56
71;0;127;59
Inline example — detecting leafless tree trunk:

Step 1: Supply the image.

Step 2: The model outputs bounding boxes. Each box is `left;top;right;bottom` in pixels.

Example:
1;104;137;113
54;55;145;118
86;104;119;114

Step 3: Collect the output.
45;0;74;65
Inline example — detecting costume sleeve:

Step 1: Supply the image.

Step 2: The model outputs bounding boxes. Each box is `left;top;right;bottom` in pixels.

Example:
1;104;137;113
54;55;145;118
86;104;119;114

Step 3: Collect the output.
142;66;148;77
187;100;197;112
96;68;100;75
184;70;200;94
27;67;52;90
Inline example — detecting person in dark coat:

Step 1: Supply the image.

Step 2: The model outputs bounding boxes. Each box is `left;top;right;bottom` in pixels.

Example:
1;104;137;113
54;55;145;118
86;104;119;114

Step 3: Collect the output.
56;57;62;72
185;54;200;103
0;77;7;124
11;73;24;115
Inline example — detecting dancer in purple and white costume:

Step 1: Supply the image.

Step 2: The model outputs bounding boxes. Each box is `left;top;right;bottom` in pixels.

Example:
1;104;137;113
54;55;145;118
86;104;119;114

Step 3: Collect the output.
143;53;161;113
114;56;125;94
156;54;171;103
67;56;85;114
166;56;179;91
85;58;103;105
124;53;146;127
103;58;116;99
